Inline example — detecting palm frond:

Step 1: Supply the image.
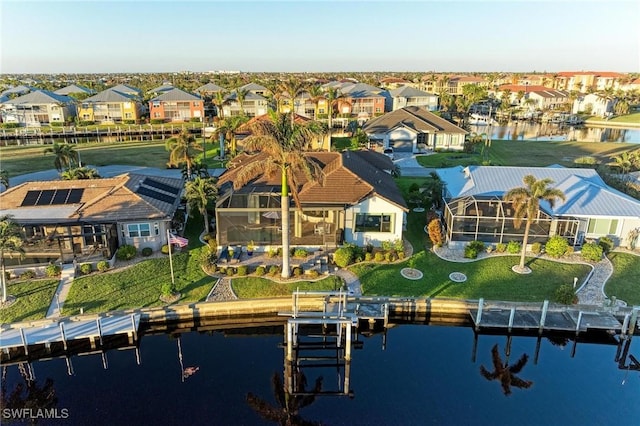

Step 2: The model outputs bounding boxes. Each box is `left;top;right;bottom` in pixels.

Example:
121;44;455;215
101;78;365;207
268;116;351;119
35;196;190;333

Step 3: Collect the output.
509;353;529;374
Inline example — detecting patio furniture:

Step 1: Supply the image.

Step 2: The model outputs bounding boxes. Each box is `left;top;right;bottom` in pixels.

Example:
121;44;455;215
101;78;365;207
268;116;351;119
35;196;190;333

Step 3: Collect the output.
231;246;242;263
218;246;230;263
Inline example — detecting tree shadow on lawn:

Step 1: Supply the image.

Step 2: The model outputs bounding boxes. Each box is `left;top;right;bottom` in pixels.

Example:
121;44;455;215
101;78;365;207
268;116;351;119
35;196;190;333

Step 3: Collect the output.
177;276;215;302
62;299;108;316
427;282;456;298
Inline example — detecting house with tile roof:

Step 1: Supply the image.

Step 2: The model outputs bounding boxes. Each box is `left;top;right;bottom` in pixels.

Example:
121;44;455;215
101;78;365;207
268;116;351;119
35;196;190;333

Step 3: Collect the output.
149;88;204;122
215;150;408;249
363;106;467;153
387;86;439;112
436;165;640;249
0;90;76;125
77;88;144;123
0;174;184;267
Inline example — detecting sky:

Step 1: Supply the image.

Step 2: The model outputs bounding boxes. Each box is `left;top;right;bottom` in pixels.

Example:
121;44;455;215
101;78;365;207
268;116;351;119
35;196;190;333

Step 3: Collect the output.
1;0;639;74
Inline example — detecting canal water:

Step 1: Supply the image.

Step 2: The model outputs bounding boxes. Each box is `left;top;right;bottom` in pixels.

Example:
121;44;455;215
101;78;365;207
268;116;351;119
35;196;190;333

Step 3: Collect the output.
470;122;640;143
2;324;638;425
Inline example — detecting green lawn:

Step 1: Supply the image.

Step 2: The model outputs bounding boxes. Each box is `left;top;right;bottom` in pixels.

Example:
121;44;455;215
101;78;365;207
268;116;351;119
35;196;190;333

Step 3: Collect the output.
416;140;638;169
604;252;640;305
62;249;214;315
232;275;343;298
353;251;591;301
586;112;640;125
0;279;59;323
0;140;223;176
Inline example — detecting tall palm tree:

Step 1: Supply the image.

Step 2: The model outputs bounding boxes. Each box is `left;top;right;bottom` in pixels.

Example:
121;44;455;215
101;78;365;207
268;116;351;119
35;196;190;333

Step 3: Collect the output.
213;89;228;120
0;169;9;190
0;215;24;303
213;115;249;157
43;142;79;172
165;129;201;179
235;111;324;278
234;87;249;117
1;363;59;413
503;175;566;272
325;87;346;152
307;85;324;120
279;79;306;125
185;176;217;234
480;344;533;396
246;371;323;426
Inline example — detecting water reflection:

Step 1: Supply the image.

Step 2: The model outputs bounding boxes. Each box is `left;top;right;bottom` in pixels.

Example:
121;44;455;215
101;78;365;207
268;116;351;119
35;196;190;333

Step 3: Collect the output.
0;363;58;416
470;122;640;143
247;371;323;426
479;344;533;396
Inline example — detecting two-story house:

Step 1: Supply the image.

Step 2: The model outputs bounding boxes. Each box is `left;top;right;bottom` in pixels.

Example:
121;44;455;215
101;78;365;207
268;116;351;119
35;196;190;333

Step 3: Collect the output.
387;86;439;112
149;88;204;122
77;88;143;124
0;90;76;126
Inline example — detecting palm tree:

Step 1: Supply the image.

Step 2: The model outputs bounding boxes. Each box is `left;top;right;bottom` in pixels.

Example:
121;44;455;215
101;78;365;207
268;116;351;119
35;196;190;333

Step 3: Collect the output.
0;169;9;190
43;142;79;172
165;129;201;179
503;175;566;272
60;166;100;180
235;111;324;278
234;87;249;117
307;85;324;120
1;363;59;413
0;215;24;303
213;89;228;120
185;176;217;234
279;79;306;125
246;371;323;426
213;115;249;158
325;87;347;152
480;344;533;396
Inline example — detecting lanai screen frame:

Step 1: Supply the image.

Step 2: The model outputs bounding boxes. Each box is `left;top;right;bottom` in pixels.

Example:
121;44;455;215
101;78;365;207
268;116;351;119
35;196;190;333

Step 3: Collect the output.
442;195;580;244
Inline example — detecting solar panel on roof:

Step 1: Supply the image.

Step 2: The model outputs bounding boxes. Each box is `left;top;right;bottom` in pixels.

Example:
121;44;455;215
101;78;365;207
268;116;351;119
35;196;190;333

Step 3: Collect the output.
37;189;55;206
137;186;176;204
144;178;180;195
66;189;84;204
21;190;40;206
52;189;70;204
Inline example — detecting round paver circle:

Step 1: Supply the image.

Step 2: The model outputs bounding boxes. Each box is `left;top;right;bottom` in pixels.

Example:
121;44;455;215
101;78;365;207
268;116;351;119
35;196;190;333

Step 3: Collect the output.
449;272;467;282
401;268;423;280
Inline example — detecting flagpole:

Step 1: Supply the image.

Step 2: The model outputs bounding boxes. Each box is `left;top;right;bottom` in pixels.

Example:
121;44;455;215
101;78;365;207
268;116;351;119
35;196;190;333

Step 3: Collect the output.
167;229;175;287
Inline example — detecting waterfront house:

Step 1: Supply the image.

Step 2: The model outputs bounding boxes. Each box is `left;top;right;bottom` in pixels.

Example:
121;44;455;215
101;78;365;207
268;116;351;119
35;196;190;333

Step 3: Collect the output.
109;84;143;98
363;106;467;153
222;90;269;117
436;165;640;249
215;150;408;249
149;88;204;122
54;84;96;97
77;88;143;124
572;93;617;118
387;86;439;112
0;173;184;267
0;90;76;126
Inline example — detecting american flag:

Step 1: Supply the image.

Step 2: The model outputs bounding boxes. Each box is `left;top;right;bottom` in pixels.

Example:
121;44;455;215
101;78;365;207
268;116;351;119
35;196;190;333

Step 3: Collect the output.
169;233;189;248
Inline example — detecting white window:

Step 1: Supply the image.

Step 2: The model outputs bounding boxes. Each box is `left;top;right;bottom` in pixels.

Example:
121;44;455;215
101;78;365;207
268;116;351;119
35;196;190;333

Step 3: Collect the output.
127;223;151;237
355;213;394;233
587;218;618;236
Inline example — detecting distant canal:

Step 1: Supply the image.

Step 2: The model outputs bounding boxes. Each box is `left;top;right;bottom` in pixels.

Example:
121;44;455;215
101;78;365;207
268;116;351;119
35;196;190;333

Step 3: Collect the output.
2;324;638;425
470;122;640;143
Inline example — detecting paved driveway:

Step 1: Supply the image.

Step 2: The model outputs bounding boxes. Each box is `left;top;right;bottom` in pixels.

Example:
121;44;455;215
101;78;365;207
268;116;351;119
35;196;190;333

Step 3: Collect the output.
393;152;437;177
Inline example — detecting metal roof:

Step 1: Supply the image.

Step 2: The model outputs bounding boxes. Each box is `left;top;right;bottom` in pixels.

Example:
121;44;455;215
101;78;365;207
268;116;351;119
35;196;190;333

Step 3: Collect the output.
437;165;640;218
54;84;95;95
150;88;201;102
1;90;73;105
389;86;436;98
85;88;136;103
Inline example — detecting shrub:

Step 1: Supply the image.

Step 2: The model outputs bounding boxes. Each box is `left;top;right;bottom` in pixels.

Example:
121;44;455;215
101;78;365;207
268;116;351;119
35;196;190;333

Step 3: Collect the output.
506;241;521;254
226;267;235;276
464;241;484;259
564;246;574;256
307;269;320;278
80;263;92;275
392;239;404;252
384;251;393;262
161;282;175;297
141;247;153;257
293;248;308;258
45;264;61;277
268;265;280;276
97;261;109;272
200;246;217;266
554;284;577;305
21;270;36;279
381;240;392;251
267;248;279;258
598;236;614;254
374;252;385;262
333;245;356;268
161;245;170;254
364;252;373;261
292;267;302;277
123;119;136;125
78;120;94;126
495;243;507;253
574;156;598;166
545;235;569;258
531;242;542;255
190;117;201;122
427;219;444;247
1;122;20;129
581;242;603;262
255;266;266;276
150;118;165;124
397;251;405;259
237;265;248;276
218;267;227;275
50;122;63;127
116;244;137;260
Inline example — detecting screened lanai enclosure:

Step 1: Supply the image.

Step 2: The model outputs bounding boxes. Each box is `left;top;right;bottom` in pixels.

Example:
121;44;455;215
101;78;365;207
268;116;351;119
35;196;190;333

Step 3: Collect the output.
442;195;581;245
215;189;344;247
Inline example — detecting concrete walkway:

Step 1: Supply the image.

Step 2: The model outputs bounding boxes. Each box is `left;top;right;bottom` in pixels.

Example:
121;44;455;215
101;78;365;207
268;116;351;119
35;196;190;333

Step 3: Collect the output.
46;264;76;318
393;152;437;177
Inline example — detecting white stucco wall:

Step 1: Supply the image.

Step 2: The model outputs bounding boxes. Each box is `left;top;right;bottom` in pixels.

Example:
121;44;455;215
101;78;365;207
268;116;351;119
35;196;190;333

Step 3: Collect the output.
118;220;171;252
344;195;405;247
